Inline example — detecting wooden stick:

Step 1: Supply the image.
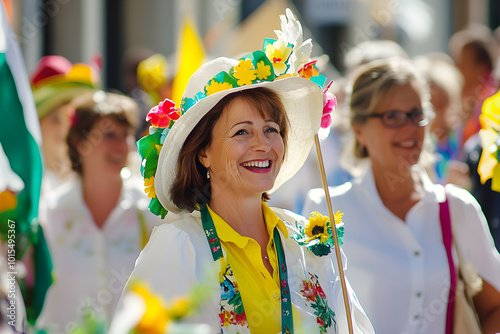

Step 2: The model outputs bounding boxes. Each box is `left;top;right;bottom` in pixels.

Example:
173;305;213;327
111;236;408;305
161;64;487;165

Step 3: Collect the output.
314;134;354;334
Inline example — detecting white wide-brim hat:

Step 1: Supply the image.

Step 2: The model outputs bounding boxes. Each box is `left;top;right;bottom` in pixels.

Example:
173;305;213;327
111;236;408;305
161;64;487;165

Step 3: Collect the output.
155;57;323;213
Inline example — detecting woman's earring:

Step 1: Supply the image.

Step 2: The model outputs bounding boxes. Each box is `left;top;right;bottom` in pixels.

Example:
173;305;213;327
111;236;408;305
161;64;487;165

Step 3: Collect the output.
207;169;210;179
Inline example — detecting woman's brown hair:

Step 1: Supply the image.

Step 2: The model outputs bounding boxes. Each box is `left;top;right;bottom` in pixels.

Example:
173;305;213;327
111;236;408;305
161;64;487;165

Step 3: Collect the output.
171;87;289;212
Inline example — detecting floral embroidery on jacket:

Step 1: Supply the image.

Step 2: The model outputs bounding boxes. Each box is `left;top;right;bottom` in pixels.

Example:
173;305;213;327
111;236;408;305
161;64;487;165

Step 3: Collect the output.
300;273;336;334
219;261;249;333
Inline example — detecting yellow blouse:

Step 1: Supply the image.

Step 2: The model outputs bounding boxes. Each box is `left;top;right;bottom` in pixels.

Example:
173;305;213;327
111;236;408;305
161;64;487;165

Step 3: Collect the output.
208;203;301;333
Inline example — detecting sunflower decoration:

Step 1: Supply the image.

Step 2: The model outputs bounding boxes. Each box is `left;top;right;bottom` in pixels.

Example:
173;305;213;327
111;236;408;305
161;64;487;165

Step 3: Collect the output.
292;211;344;257
478;90;500;192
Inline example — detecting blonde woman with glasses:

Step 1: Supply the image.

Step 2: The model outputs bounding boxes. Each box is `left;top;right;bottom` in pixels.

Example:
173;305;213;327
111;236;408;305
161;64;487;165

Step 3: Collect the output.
304;57;500;334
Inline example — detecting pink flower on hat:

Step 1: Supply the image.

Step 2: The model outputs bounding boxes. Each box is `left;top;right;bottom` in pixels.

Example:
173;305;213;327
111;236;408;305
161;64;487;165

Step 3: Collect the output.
146;98;180;128
321;81;337;129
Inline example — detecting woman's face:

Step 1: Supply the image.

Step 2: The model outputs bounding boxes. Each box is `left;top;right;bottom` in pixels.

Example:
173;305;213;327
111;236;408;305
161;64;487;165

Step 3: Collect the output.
199;97;285;199
353;82;426;173
78;117;130;178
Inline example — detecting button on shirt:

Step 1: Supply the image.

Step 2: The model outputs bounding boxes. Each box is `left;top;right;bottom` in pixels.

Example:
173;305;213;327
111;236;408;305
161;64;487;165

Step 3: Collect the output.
303;165;500;334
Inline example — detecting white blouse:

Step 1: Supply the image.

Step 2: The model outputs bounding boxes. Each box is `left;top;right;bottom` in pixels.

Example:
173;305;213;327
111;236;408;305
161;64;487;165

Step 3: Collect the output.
35;177;164;333
303;165;500;334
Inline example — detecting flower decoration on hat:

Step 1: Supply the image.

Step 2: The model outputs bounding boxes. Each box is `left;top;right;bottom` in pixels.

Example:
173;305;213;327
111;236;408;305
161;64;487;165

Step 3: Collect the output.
138;8;336;218
292;211;344;257
321;81;337;129
137;98;182;218
264;38;293;76
31;55;101;119
478;90;500;192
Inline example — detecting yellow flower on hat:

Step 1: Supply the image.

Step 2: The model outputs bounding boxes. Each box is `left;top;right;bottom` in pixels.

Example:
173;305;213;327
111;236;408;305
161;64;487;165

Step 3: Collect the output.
205;80;233;96
255;61;272;80
232;59;257;86
144;176;156;199
265;39;292;76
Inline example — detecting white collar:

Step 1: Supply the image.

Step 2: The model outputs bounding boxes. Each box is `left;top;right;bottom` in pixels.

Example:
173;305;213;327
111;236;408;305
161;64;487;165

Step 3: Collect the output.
354;162;442;208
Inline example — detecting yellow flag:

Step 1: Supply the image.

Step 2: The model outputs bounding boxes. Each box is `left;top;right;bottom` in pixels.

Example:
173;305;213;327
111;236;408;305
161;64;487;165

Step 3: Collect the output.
172;18;205;107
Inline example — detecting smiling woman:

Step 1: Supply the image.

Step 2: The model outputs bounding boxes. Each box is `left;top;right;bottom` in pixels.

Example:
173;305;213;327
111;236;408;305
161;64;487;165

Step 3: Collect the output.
35;91;164;333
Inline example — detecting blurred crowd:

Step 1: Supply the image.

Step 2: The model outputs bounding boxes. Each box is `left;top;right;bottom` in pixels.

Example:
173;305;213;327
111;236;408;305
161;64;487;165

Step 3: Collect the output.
1;8;500;334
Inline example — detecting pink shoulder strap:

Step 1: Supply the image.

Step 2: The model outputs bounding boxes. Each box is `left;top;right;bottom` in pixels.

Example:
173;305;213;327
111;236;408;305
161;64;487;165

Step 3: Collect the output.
439;191;457;334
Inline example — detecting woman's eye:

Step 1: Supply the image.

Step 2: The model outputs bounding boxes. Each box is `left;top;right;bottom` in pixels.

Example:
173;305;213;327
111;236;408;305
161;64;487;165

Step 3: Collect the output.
234;129;246;136
385;111;401;120
266;127;279;133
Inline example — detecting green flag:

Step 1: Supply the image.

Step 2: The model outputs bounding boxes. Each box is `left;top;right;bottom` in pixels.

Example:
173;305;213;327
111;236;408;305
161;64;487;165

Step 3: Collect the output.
0;3;52;324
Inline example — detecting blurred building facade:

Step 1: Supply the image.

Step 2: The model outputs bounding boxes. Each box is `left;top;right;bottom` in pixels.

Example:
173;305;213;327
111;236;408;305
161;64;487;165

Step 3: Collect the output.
6;0;499;93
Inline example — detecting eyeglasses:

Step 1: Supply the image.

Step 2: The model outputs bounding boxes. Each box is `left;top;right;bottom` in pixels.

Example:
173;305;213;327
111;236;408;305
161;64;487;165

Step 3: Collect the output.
365;108;429;128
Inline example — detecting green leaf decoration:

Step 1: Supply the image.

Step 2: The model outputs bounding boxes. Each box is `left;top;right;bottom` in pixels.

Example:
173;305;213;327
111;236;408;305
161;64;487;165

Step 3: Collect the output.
310;243;331;256
310;72;327;89
136;129;162;160
204;71;238;94
149;197;168;219
142;151;159;179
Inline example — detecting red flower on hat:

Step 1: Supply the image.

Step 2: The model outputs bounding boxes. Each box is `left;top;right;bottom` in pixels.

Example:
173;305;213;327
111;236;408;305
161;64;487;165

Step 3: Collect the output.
146;98;180;128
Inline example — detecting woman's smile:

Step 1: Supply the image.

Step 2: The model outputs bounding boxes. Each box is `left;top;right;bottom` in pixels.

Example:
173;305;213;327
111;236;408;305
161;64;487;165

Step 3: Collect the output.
241;159;272;173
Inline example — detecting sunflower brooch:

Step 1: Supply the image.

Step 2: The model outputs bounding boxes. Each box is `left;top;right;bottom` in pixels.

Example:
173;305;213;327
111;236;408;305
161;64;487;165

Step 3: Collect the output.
292;211;344;257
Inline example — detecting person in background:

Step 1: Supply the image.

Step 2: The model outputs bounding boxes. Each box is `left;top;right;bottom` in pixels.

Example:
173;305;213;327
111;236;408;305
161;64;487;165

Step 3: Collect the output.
449;24;498;148
31;55;100;193
304;57;500;333
413;52;471;188
35;91;163;333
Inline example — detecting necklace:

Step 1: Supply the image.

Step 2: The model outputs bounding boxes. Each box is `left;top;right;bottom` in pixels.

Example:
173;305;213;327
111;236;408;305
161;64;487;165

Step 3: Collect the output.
200;203;294;333
263;254;269;260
